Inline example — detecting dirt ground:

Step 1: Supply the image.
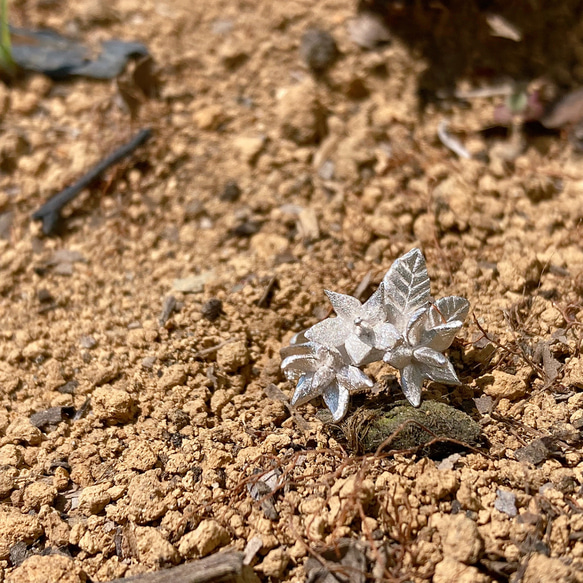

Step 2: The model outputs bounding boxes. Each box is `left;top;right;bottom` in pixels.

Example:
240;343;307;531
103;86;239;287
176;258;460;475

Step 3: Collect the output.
2;1;583;581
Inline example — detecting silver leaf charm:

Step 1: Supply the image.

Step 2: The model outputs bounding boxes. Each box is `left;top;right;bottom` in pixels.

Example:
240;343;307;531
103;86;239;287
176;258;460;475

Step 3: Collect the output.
382;247;431;333
280;248;470;420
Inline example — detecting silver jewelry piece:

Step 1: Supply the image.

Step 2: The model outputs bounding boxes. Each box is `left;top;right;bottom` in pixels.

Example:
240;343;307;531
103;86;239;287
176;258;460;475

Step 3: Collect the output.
281;248;470;420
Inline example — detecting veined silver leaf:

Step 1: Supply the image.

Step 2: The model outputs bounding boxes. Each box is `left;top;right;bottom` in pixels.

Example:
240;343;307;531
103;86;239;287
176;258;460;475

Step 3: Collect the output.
429;296;470;326
383;248;431;331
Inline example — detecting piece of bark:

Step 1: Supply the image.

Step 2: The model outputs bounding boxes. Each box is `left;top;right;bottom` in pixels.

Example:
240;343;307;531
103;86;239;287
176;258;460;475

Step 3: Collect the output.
108;551;246;583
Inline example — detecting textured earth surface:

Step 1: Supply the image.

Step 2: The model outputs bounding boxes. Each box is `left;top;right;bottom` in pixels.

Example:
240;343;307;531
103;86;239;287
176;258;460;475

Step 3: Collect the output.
2;1;583;582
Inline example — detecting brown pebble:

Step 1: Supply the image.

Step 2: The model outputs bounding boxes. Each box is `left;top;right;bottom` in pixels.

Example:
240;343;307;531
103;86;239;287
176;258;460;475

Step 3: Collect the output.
201;298;223;321
37;288;53;303
219;181;241;202
300;29;338;73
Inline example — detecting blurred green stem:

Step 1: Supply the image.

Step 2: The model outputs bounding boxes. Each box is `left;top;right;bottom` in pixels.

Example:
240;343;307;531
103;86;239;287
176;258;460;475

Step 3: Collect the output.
0;0;16;80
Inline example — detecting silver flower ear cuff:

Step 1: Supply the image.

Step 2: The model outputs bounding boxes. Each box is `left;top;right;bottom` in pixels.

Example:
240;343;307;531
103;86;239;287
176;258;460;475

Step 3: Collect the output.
280;248;470;421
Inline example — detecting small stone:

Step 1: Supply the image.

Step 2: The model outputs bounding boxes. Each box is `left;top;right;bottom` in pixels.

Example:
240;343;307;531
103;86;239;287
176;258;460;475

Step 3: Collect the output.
250;233;289;260
158;295;177;327
124;442;158;471
0;444;23;467
0;211;12;240
141;356;156;370
201;298;223;321
177;519;229;558
7;553;86;583
173;271;213;293
0;468;17;497
216;340;249;372
47;249;86;265
91;386;135;424
127;471;167;524
11;92;39;115
522;553;573;583
132;525;179;567
168;409;190;431
494;489;517;516
300;29;338;73
317;159;335;180
231;220;263;238
433;557;489;583
5;418;42;445
41;510;70;548
256;547;289;578
78;483;111;516
57;380;78;394
478;370;526;400
90;363;121;387
157;365;187;391
338;475;374;504
22;340;49;361
415;461;459;502
347;12;391;49
497;251;542;292
53;466;70;491
22;481;57;511
562;357;583;388
79;336;97;349
434;514;483;564
211;19;233;34
37;288;53;303
233;135;265;165
219;180;241;202
53;263;74;276
277;81;326;145
515;438;554;465
193;104;226;131
9;541;30;567
0;507;43;560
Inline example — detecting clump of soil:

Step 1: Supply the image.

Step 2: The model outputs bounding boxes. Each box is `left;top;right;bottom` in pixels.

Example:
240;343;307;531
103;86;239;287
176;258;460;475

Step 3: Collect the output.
341;400;482;453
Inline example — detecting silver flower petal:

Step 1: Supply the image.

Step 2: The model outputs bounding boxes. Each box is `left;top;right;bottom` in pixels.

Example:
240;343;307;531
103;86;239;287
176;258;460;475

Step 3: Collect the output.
289;330;310;345
400;364;423;407
306;284;391;366
305;317;348;349
419;359;461;385
322;383;350;422
337;365;374;392
424;321;464;352
413;346;448;367
290;374;317;407
324;290;362;319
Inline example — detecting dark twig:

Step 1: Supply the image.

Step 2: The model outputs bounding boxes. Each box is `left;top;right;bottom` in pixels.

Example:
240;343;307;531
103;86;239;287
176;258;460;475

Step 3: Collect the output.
32;128;152;235
158;294;177;327
257;275;278;308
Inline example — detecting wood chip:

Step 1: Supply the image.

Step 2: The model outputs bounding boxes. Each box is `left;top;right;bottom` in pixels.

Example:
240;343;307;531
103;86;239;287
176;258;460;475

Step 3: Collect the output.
107;551;244;583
